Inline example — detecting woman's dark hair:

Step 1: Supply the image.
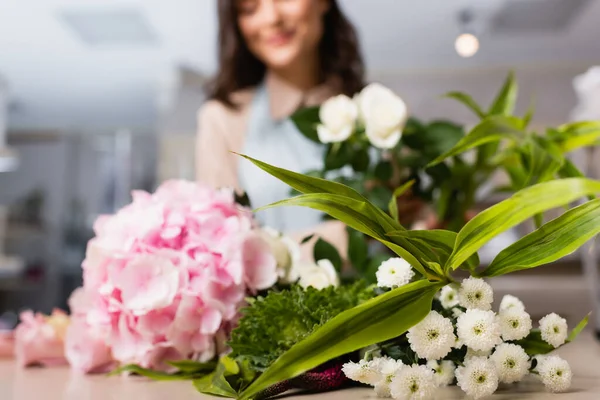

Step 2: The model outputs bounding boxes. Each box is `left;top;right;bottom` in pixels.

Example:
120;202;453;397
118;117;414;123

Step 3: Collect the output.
207;0;365;108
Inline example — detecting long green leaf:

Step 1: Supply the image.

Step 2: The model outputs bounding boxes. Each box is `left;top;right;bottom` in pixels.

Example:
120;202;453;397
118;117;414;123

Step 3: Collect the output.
427;116;524;167
111;364;211;381
516;313;590;356
388;180;415;222
446;178;600;270
555;121;600;153
483;199;600;277
444;92;486;118
240;154;401;233
238;280;443;400
488;71;518;116
290;106;321;143
388;230;480;271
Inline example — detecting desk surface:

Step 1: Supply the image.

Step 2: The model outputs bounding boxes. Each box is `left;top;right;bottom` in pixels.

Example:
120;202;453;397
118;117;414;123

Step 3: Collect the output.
1;332;600;400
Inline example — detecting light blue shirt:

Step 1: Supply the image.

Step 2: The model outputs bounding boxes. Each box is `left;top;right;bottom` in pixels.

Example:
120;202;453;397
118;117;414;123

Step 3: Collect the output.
238;83;325;233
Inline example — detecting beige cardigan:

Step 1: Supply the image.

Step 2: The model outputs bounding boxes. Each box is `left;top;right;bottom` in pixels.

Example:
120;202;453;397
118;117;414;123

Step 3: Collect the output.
196;73;348;260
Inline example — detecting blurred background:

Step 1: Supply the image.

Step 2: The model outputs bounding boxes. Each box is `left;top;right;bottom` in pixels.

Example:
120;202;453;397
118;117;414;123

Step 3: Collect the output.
1;0;600;328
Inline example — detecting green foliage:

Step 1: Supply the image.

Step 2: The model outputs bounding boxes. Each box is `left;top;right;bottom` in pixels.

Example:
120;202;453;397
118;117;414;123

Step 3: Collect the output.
313;237;342;272
112;360;216;381
228;283;374;372
238;280;442;400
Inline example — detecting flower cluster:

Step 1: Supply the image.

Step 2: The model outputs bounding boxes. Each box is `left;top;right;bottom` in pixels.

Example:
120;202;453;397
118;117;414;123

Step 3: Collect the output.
344;265;574;399
15;181;297;373
317;83;408;149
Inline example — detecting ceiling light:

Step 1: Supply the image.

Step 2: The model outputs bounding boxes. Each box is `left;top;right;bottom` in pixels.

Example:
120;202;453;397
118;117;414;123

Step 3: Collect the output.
455;33;480;58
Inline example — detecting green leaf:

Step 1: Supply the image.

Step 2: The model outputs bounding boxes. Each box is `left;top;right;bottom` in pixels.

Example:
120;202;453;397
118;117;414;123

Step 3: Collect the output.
364;253;391;283
238;280;443;400
290;106;321;143
313;237;343;272
388;180;415;222
444;92;486;119
368;186;393;211
110;364;197;381
239;154;402;233
446;178;600;270
300;234;315;244
325;142;352;170
488;71;518;116
402;121;465;158
558;158;585;179
427;116;524;167
347;228;369;269
377;239;431;279
374;160;393;181
554;121;600;153
167;360;217;373
516;313;590;356
523;97;535;128
351;147;370;172
483;199;600;277
387;229;479;272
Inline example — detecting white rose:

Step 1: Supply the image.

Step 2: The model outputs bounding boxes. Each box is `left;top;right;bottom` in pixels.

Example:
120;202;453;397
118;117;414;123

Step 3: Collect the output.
258;227;301;284
298;259;339;290
317;94;358;143
356;83;407;149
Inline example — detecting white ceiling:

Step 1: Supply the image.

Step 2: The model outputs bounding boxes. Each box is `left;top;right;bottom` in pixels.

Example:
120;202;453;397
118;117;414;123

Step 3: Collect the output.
1;0;600;131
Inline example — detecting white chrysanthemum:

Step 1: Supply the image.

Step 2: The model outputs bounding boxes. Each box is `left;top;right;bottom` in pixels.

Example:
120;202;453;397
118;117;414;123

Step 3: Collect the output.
499;294;525;312
499;308;532;341
458;277;494;310
376;257;415;288
440;285;459;309
466;347;492;360
373;358;405;397
490;343;530;383
452;308;465;319
407;311;456;360
539;313;568;348
342;359;380;385
536;355;572;393
427;360;455;386
456;357;499;399
390;365;437;400
457;309;502;352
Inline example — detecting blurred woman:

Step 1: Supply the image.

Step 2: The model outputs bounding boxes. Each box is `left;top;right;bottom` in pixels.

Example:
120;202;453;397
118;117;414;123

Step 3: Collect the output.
197;0;364;253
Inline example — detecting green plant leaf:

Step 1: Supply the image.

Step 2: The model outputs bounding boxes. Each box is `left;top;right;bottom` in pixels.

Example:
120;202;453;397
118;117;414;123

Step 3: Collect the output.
483;199;600;277
313;237;343;272
444;92;486;118
488;71;518;116
402;120;464;158
427;116;524;167
554;121;600;153
446;178;600;270
520;137;564;186
387;229;479;272
238;280;443;400
167;360;217;373
523;97;535;128
388;180;415;222
368;186;393;211
239;154;402;233
347;228;369;269
290;106;321;143
351;147;370;172
374;160;393;181
325;142;353;170
516;313;590;356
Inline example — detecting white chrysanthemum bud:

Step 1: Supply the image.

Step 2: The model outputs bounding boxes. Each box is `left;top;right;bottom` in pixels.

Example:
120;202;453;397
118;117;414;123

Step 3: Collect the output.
440;285;460;309
540;313;569;348
499;308;532;341
342;359;381;385
539;313;568;348
458;277;494;310
456;357;499;399
373;358;405;397
316;94;358;143
427;360;456;386
457;309;502;352
390;364;437;400
376;257;415;289
536;355;572;393
490;343;530;383
499;294;525;312
452;308;465;319
407;311;456;360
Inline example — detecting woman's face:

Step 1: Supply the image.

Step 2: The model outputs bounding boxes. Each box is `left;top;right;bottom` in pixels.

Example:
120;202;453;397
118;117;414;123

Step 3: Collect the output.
236;0;329;70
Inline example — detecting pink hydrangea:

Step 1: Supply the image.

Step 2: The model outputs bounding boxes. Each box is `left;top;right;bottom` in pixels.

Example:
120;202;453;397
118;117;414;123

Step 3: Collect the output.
72;180;277;371
14;309;69;367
